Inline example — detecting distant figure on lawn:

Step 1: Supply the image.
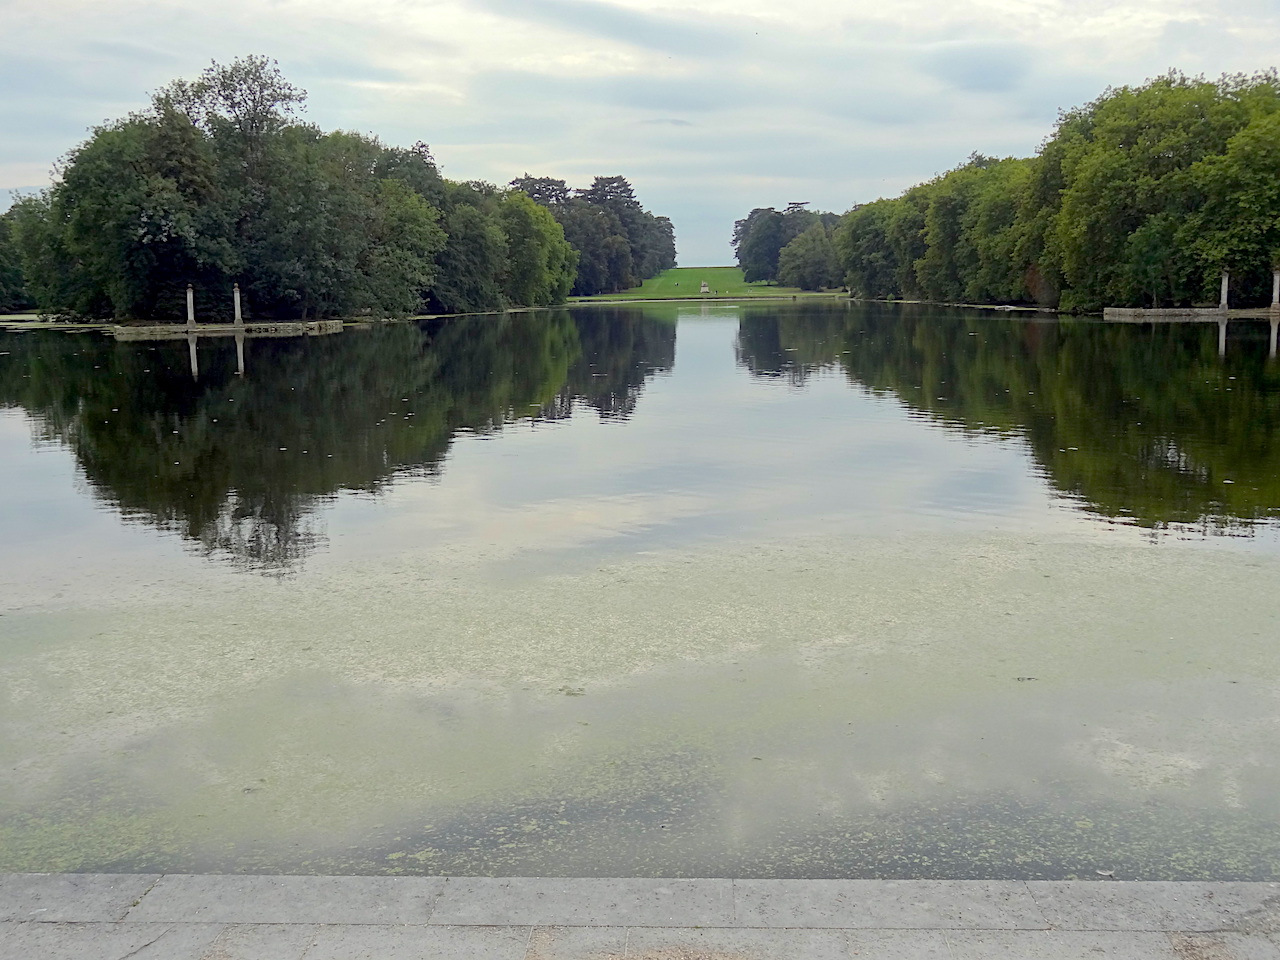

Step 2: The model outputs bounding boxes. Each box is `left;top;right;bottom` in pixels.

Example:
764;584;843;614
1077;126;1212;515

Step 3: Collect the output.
700;281;710;294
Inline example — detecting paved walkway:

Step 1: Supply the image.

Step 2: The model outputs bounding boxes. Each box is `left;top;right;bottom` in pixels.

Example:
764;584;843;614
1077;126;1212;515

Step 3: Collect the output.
2;875;1279;959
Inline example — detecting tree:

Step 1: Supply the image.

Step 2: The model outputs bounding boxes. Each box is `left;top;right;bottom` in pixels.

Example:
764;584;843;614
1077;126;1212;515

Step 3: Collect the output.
824;71;1280;311
835;202;896;298
509;175;571;207
733;204;829;282
12;58;583;320
0;211;32;312
511;174;674;295
777;223;840;290
429;202;508;314
356;179;447;316
1180;108;1280;303
153;55;306;167
732;208;785;282
555;200;627;295
499;191;577;306
375;141;446;208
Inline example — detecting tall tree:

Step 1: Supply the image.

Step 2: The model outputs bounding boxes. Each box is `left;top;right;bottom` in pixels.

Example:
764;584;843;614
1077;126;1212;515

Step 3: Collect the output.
12;58;581;320
732;208;785;282
499;192;577;306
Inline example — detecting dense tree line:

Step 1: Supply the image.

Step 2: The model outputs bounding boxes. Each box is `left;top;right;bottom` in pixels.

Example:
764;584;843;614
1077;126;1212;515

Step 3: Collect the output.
2;58;672;321
732;72;1280;310
509;175;677;296
731;203;842;290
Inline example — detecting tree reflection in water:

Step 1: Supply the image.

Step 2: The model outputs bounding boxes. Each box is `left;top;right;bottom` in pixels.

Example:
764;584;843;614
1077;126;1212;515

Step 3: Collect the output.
5;300;1279;574
736;301;1280;535
0;309;675;572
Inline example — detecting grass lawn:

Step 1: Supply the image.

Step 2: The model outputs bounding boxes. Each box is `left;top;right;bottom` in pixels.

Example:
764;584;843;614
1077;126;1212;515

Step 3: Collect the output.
570;266;843;301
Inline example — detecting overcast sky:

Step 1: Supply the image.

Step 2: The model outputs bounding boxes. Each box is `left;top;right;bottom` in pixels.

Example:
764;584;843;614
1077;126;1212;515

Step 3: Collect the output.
4;0;1279;265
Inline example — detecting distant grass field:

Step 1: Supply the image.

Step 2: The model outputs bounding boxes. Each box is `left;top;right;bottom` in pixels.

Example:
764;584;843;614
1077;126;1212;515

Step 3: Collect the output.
570;266;841;301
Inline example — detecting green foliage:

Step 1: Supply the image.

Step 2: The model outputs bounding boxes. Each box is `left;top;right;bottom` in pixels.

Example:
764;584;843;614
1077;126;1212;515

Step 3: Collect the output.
0;310;674;569
358;179;447;316
834;201;896;298
776;223;840;290
822;72;1280;310
731;203;834;283
733;208;785;282
430;203;508;314
14;58;591;320
499;192;577;306
735;302;1280;530
511;174;676;296
0;211;32;311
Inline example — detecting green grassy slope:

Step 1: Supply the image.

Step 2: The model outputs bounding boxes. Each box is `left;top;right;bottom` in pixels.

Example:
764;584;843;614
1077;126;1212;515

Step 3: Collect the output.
571;267;842;301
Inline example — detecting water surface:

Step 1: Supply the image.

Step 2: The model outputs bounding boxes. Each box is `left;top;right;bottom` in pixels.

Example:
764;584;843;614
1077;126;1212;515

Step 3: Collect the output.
2;302;1279;878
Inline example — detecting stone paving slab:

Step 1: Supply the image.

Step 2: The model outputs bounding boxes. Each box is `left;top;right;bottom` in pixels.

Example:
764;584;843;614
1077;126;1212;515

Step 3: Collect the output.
1027;881;1280;932
524;927;628;960
303;924;533;960
196;923;322;960
2;876;1280;959
946;930;1179;959
127;875;444;925
0;921;224;960
625;926;870;959
734;879;1045;929
1169;933;1280;960
0;873;159;922
428;878;734;927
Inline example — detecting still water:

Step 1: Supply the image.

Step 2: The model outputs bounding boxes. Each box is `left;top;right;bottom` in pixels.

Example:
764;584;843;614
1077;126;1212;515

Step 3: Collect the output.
2;302;1279;878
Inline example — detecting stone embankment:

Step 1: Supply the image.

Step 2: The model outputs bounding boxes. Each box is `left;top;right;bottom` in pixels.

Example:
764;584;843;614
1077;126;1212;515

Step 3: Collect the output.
2;875;1279;958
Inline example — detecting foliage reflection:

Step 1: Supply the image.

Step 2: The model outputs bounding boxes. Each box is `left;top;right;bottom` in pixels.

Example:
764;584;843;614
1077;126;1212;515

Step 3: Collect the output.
737;302;1280;534
0;309;674;572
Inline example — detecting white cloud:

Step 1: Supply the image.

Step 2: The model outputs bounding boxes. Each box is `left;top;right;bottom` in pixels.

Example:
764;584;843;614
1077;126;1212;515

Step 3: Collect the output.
3;0;1278;263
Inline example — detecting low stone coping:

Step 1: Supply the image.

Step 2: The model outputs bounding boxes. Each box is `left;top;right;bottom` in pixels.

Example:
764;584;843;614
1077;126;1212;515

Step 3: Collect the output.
1;876;1277;959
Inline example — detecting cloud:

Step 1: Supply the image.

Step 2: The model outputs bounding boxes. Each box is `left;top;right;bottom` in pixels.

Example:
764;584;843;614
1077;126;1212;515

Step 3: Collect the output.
3;0;1278;264
472;0;749;57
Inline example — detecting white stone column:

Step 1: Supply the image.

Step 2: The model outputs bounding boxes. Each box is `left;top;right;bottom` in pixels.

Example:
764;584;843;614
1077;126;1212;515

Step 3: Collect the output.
1272;269;1279;308
234;283;243;327
186;283;196;330
1220;269;1230;310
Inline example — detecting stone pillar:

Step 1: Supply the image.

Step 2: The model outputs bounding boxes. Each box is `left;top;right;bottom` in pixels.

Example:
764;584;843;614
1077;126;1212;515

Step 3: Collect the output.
1220;269;1230;310
233;283;244;327
1218;318;1228;357
186;283;196;330
1272;269;1279;308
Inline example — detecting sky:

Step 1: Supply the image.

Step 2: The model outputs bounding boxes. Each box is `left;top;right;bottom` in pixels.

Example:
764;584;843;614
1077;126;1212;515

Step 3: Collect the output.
3;0;1280;266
